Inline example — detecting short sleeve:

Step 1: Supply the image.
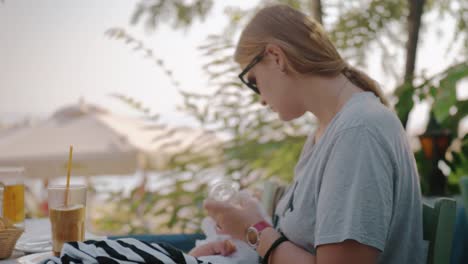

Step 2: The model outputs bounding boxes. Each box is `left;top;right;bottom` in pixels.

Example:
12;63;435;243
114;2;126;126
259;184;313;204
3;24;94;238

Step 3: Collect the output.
315;126;394;251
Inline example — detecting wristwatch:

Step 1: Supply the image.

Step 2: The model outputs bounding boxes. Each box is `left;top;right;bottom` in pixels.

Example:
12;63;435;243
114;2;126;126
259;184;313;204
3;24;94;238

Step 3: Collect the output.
246;220;272;249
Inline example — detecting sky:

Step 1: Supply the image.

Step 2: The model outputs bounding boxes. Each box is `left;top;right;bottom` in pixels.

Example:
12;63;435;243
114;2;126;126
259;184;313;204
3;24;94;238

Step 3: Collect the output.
0;0;466;135
0;0;257;126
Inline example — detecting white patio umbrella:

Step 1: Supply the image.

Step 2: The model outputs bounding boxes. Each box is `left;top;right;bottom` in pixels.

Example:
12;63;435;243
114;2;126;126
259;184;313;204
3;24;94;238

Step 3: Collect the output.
0;101;222;179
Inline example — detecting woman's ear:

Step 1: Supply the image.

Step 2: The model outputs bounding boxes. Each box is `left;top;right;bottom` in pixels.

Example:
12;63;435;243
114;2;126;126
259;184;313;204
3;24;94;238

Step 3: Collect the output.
265;44;288;73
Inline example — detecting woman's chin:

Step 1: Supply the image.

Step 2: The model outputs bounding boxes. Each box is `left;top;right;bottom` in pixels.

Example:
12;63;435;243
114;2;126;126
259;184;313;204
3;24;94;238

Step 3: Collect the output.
278;113;295;122
278;111;304;122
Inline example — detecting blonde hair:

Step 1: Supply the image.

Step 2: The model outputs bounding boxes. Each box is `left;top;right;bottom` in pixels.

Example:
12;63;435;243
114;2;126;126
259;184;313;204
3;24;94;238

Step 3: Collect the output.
234;4;389;107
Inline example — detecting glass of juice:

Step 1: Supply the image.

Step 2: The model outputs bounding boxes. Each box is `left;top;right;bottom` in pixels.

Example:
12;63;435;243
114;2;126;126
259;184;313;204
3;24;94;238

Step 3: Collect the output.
48;185;87;256
0;167;25;229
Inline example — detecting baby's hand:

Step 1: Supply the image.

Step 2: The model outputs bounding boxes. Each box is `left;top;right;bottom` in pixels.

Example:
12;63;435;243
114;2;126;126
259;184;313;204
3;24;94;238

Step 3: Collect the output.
189;239;237;257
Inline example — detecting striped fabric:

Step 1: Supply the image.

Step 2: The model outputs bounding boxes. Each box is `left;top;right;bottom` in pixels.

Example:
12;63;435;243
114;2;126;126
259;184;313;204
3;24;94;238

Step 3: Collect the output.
41;238;213;264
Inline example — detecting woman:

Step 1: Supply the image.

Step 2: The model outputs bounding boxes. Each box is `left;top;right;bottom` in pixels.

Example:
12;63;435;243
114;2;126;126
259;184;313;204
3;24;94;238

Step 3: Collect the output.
44;5;427;264
194;4;427;264
41;4;427;264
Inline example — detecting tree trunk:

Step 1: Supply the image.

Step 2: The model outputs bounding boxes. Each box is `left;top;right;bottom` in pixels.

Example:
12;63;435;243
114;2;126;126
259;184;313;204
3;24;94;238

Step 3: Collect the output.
308;0;323;25
401;0;426;127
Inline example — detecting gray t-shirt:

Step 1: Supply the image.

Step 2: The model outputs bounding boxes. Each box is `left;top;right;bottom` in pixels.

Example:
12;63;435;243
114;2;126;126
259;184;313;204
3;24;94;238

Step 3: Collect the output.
274;92;427;263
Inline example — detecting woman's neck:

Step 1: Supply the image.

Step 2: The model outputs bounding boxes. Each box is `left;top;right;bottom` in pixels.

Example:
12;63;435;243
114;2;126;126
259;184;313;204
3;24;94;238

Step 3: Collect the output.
295;74;364;141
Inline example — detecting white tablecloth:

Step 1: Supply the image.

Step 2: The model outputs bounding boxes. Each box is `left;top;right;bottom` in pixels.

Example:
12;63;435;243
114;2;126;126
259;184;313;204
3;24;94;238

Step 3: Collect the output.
0;218;104;264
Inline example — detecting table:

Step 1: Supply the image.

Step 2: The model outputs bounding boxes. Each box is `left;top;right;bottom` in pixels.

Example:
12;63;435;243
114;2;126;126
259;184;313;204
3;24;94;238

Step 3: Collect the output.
0;218;104;264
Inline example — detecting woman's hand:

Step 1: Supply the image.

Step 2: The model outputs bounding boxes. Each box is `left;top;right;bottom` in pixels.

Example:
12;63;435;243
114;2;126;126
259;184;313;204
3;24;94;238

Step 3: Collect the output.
189;240;237;257
204;192;266;241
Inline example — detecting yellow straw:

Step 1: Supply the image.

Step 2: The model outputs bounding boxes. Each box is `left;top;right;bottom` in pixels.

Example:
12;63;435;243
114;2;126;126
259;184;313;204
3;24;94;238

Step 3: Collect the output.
64;145;73;207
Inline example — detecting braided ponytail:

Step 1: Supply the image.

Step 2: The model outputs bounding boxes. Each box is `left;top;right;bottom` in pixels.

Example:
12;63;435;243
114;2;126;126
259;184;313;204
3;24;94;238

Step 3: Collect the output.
341;65;389;107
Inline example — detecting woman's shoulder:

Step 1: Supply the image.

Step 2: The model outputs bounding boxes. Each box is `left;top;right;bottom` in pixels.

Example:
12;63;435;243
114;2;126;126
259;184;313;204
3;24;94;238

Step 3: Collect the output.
335;92;403;137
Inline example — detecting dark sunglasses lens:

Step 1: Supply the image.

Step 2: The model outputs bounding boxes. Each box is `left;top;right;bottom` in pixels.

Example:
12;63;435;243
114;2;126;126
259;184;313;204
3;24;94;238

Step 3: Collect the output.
239;75;259;94
249;84;260;94
245;78;259;94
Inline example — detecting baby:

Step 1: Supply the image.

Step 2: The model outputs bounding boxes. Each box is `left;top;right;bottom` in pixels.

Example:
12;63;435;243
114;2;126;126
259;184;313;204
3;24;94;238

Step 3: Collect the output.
189;217;261;264
188;190;269;264
189;217;238;257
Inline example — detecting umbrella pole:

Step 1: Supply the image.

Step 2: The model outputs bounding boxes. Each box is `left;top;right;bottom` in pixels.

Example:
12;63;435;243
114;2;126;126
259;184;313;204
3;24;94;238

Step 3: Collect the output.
136;170;147;197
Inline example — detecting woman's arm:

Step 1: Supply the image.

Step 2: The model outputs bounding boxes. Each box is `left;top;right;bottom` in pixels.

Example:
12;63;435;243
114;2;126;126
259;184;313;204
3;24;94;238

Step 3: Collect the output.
204;194;379;264
256;227;316;263
316;240;379;264
258;228;379;264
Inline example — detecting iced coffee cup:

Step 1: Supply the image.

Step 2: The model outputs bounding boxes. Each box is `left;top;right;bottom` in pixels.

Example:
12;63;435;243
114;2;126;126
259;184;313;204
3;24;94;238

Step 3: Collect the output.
48;185;87;256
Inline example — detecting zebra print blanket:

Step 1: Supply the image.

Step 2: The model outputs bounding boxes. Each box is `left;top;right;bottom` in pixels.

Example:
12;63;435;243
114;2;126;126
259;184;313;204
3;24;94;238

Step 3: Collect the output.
40;238;213;264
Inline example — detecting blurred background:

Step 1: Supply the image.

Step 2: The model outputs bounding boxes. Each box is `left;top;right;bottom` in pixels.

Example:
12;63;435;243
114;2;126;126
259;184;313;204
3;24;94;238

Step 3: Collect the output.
0;0;467;236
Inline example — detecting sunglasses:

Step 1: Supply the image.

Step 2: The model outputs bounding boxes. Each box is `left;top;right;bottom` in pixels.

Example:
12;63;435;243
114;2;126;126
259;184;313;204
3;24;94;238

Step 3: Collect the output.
238;50;265;94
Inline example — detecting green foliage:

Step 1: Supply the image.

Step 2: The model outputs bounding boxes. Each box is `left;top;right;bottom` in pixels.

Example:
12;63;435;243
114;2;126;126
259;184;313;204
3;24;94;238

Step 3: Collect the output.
393;63;468;195
433;64;468;126
394;82;415;126
131;0;214;31
414;149;431;194
106;28;181;88
98;0;468;234
329;0;407;67
91;179;207;234
111;93;159;121
393;63;468;138
225;136;305;182
88;91;224;234
448;134;468;189
431;0;468;55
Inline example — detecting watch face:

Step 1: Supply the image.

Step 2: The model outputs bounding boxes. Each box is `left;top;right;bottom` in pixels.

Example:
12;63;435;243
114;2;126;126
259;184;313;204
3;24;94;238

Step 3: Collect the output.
246;227;259;246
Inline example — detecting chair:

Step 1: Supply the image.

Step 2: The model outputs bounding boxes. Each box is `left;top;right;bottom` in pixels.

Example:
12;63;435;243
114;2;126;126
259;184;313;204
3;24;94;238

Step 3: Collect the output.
423;197;457;264
450;177;468;264
260;180;286;217
459;177;468;220
262;182;457;264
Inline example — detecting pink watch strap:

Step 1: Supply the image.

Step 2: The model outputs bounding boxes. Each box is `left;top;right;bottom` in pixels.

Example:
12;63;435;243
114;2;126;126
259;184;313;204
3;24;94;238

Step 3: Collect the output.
253;220;272;232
